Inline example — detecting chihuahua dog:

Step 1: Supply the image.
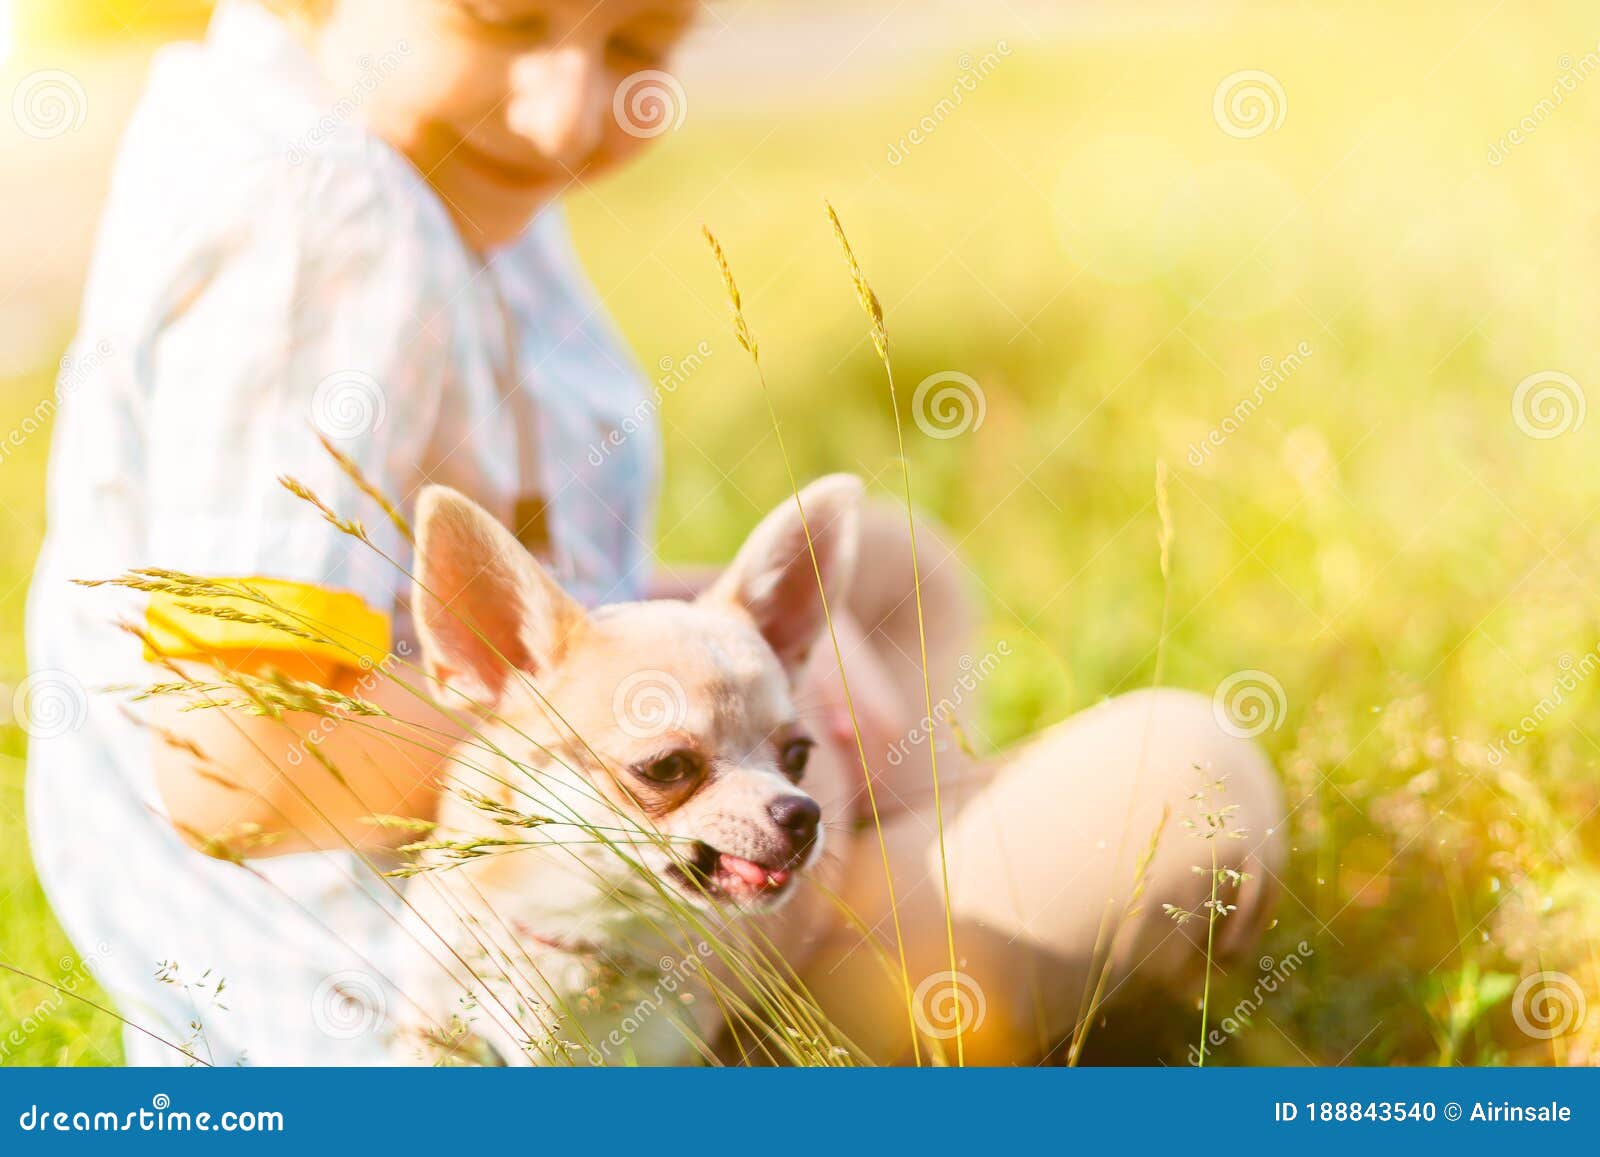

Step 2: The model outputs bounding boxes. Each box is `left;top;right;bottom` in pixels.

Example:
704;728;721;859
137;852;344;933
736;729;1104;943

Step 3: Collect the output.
390;475;861;1065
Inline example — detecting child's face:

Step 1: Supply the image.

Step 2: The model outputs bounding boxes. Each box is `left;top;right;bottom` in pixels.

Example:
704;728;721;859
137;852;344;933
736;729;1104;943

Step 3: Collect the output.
314;0;695;249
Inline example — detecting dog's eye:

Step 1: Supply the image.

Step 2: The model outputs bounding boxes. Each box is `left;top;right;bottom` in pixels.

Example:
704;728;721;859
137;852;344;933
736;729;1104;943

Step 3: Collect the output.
780;738;815;780
640;750;701;785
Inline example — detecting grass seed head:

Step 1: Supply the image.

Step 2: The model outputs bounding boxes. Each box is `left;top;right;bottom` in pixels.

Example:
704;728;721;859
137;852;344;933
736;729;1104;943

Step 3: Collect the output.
825;201;889;364
703;226;759;362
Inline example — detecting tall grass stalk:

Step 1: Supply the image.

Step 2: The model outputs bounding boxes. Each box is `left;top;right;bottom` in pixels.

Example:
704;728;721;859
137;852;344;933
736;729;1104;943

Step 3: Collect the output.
1066;461;1177;1063
1198;833;1218;1067
823;202;963;1064
0;961;213;1066
1163;770;1247;1069
703;224;922;1064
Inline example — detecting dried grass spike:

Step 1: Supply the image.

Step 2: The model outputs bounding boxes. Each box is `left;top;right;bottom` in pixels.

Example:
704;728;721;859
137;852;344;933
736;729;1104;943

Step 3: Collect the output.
825;201;889;363
278;475;372;546
1155;459;1173;581
702;226;759;361
315;429;415;545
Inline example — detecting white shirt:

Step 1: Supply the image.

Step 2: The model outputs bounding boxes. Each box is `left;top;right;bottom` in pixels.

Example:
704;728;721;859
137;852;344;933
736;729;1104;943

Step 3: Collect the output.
25;1;658;1065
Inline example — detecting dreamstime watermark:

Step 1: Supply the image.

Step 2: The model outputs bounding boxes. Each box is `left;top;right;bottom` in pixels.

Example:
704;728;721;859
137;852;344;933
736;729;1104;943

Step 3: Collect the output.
585;940;715;1064
310;370;386;441
912;370;986;439
587;340;712;466
285;641;414;768
1488;44;1600;166
17;1095;284;1134
1486;647;1600;766
1212;669;1287;739
886;641;1011;767
912;970;987;1041
12;69;87;139
613;69;687;138
1511;970;1587;1040
0;339;113;467
1213;69;1286;139
287;42;412;165
1510;370;1584;439
886;41;1013;165
1187;940;1313;1065
311;970;387;1040
0;942;112;1062
5;670;90;740
1187;341;1312;466
612;670;689;739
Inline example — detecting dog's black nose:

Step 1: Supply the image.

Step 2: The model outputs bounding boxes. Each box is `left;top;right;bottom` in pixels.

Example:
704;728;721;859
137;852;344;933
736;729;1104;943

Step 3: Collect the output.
769;795;821;849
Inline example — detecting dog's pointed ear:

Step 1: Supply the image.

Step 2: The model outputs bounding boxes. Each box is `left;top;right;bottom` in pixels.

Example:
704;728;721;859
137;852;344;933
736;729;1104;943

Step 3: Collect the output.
703;474;863;677
412;485;586;704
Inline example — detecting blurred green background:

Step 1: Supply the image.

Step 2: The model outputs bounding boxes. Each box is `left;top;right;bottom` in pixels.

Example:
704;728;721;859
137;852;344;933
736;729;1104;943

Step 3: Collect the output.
5;0;1600;1065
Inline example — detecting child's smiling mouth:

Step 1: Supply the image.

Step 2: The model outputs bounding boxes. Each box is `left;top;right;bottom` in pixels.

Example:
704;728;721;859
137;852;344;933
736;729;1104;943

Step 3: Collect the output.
455;139;562;191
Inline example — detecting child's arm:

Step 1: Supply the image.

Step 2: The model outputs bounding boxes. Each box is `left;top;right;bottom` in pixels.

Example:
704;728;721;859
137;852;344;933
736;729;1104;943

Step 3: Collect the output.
125;152;457;859
149;651;462;859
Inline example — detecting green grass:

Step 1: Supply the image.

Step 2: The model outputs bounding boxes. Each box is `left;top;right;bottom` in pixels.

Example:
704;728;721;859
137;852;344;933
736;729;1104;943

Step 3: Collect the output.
0;375;120;1065
7;1;1600;1064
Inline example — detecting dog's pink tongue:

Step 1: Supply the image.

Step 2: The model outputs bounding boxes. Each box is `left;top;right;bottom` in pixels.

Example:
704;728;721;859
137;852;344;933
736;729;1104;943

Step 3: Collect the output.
719;853;769;889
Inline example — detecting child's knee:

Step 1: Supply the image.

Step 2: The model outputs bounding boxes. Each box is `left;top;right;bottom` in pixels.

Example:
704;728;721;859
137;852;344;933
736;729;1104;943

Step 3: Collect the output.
1022;687;1286;966
1106;687;1287;959
1083;688;1284;828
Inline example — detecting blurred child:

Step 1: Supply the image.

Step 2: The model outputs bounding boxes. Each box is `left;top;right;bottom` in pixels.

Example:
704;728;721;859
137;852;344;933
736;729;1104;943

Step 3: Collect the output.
27;0;697;1063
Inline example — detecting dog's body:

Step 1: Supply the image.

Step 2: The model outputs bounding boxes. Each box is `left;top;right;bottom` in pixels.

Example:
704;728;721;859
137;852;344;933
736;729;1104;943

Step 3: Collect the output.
390;477;862;1065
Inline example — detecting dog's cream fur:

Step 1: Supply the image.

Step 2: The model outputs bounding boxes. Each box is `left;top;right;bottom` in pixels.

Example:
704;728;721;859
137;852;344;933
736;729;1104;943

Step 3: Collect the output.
391;476;862;1065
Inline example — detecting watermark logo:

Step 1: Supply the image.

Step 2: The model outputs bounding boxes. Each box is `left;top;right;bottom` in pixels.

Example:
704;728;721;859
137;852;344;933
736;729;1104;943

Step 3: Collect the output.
1212;669;1287;739
912;970;986;1040
1511;970;1587;1040
912;371;986;439
584;941;715;1065
1511;370;1584;439
1488;44;1600;165
311;970;387;1039
1188;341;1312;466
0;339;113;468
287;42;412;164
587;340;712;466
887;641;1011;767
12;69;87;140
9;670;89;740
612;670;689;739
0;942;112;1062
286;641;412;767
311;370;386;441
886;41;1012;165
1213;70;1287;139
613;70;687;139
1487;649;1600;766
1188;941;1313;1064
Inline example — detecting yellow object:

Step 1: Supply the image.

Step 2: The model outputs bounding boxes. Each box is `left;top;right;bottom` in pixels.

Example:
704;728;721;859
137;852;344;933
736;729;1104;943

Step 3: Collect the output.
144;576;391;671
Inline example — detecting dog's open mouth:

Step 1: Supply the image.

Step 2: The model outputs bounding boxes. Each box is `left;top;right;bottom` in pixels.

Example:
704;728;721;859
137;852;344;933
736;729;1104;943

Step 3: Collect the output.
670;841;797;905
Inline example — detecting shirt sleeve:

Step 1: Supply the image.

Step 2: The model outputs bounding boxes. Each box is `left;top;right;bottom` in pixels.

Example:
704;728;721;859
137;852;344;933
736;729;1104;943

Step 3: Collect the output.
140;149;450;669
